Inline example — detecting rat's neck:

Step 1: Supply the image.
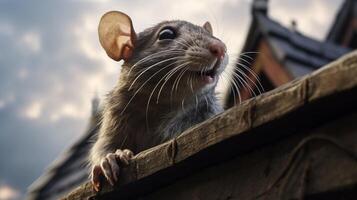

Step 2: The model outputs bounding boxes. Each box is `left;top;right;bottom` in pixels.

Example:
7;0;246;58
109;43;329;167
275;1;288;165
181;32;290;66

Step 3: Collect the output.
157;90;223;142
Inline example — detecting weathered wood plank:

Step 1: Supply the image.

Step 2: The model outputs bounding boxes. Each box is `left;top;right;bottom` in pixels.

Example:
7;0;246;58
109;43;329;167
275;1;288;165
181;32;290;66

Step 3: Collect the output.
63;51;357;200
145;113;357;200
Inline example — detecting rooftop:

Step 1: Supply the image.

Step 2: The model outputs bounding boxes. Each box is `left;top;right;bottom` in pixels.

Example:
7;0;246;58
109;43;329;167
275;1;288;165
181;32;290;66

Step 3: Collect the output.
242;10;351;78
63;51;357;200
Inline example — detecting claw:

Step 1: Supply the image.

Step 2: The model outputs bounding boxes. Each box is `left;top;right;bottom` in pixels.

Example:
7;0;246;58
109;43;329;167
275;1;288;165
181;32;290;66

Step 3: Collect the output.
106;153;120;182
101;158;115;186
91;165;102;192
123;149;134;158
91;149;134;192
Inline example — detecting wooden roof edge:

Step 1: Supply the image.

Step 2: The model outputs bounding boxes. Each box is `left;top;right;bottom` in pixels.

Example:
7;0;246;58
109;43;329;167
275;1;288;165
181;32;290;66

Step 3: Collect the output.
62;50;357;200
326;0;353;43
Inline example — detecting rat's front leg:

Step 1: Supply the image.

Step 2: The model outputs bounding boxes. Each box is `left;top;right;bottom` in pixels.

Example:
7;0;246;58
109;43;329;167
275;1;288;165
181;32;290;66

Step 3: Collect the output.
91;149;134;192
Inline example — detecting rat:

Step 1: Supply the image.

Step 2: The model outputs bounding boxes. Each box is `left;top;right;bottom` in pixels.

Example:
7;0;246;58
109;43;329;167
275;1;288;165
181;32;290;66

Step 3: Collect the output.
89;10;228;192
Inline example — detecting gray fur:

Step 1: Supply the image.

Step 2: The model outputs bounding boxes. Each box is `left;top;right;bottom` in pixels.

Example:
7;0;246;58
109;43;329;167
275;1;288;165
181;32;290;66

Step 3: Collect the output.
89;20;227;169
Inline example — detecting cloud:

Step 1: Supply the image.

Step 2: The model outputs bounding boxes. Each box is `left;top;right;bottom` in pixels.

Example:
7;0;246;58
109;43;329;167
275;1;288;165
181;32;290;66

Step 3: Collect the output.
269;0;343;40
49;102;88;122
0;101;5;109
19;31;42;53
22;101;43;119
0;184;21;200
0;95;15;110
17;68;29;80
0;20;14;36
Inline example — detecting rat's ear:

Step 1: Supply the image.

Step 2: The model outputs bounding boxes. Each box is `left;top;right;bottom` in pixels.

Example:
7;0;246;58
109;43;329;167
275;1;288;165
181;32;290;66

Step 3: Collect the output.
203;21;213;35
98;11;136;61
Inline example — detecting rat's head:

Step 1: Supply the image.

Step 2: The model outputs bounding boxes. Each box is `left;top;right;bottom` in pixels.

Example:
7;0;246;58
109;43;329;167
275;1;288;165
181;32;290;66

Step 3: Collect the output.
99;11;228;103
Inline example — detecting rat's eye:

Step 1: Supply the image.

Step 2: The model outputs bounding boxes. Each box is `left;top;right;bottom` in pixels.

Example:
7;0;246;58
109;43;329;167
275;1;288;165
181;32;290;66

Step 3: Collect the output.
158;28;176;40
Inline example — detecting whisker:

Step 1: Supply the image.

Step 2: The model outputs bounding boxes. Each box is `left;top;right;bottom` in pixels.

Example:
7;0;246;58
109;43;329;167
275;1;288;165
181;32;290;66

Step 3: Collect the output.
230;69;255;97
120;61;180;115
174;38;190;49
222;71;241;104
146;63;189;129
204;95;209;111
156;61;191;103
238;56;253;66
169;64;190;105
235;62;264;93
219;71;234;103
181;98;186;113
240;54;254;61
231;70;258;97
174;65;191;92
128;50;185;76
240;51;260;56
195;95;198;115
230;52;264;94
187;32;199;48
200;62;206;77
189;72;194;93
170;65;190;100
129;56;184;90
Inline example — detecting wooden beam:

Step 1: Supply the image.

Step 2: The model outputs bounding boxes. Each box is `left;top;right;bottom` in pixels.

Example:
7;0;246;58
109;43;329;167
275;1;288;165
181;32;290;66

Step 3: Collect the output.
62;51;357;200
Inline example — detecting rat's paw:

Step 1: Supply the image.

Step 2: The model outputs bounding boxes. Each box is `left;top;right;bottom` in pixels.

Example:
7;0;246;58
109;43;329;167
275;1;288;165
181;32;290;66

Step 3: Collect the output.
91;149;134;192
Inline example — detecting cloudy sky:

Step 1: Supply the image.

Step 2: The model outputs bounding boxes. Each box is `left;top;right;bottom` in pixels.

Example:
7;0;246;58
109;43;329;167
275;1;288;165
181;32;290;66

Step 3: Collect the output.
0;0;343;198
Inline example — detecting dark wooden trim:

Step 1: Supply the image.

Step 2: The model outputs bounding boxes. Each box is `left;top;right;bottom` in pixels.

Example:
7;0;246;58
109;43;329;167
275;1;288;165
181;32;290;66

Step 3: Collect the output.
236;45;263;102
236;39;293;102
260;40;294;85
342;19;357;47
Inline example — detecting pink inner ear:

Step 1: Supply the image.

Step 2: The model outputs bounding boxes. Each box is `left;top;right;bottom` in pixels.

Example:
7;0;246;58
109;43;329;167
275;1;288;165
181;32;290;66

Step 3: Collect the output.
115;19;135;61
116;35;134;61
122;45;133;61
203;21;213;34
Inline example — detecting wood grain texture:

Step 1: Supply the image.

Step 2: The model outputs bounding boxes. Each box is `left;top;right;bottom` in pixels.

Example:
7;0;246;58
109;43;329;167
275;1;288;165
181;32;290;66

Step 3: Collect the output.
63;51;357;200
146;113;357;200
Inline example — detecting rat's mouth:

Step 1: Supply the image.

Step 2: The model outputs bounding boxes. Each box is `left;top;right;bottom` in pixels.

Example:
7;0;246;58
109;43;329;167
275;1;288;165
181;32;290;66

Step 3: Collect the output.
195;68;217;84
193;60;221;84
200;68;216;78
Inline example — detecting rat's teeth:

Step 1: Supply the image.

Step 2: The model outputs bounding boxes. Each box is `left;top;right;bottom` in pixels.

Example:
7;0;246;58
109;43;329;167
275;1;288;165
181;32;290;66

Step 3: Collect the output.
195;68;216;84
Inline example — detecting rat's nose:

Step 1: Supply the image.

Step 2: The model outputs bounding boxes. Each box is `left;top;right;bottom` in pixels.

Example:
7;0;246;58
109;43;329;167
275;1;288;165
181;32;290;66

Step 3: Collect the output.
209;40;226;59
